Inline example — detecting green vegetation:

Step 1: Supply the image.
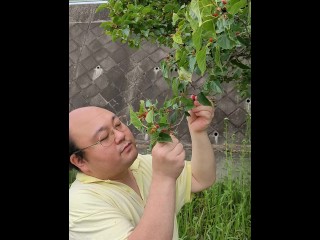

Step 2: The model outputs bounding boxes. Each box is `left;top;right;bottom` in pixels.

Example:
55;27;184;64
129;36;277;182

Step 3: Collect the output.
178;174;251;240
96;0;251;146
177;131;251;239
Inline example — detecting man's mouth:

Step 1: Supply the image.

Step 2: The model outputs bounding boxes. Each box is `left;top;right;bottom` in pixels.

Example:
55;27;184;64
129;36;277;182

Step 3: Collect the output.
121;142;131;153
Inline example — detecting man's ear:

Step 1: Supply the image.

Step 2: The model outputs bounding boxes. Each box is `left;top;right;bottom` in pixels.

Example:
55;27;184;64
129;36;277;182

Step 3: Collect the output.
70;154;88;172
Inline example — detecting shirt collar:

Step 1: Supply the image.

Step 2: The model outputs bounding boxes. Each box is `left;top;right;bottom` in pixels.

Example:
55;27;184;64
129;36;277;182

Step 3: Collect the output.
76;154;141;183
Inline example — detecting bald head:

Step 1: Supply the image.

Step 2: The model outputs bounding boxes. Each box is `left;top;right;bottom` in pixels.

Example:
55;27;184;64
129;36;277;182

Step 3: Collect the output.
69;106;107;128
69;106;106;119
69;106;115;144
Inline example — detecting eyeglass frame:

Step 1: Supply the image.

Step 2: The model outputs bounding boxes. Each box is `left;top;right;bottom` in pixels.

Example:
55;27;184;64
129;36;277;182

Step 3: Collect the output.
71;115;127;155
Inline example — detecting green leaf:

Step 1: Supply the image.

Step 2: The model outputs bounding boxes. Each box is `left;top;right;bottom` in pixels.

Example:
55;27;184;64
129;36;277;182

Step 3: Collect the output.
158;132;172;142
163;3;178;12
159;122;170;129
216;19;225;34
196;47;207;76
172;77;179;97
172;13;180;26
248;1;251;23
142;6;152;14
141;29;150;38
185;11;198;31
160;61;169;79
180;97;194;111
177;50;187;68
170;110;179;124
217;33;233;49
188;55;197;72
114;1;123;11
146;110;154;123
230;59;251;69
129;106;144;131
163;99;173;109
122;28;130;38
146;99;152;108
175;49;182;61
190;0;202;26
159;115;169;124
111;30;119;42
150;132;160;148
178;81;188;93
228;0;247;15
211;79;223;94
178;67;192;82
99;21;113;30
139;100;145;114
201;19;216;39
197;92;212;106
173;32;183;44
237;36;250;47
192;27;202;52
215;46;223;71
95;3;108;13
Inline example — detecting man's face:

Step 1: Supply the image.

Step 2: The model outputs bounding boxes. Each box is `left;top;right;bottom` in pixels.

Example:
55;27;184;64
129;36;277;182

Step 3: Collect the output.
69;107;138;180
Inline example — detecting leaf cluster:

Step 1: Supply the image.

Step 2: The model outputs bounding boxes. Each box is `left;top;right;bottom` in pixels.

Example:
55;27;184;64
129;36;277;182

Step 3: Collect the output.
97;0;251;147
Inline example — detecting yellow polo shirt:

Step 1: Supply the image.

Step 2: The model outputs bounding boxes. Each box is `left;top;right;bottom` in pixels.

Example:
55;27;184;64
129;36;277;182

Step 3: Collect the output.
69;154;192;240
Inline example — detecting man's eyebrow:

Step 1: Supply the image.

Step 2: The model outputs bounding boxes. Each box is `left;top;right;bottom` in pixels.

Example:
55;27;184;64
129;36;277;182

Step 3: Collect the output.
91;115;117;140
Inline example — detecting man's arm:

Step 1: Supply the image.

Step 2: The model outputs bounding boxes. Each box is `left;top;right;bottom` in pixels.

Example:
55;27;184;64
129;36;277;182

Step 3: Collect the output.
129;136;185;240
187;97;216;193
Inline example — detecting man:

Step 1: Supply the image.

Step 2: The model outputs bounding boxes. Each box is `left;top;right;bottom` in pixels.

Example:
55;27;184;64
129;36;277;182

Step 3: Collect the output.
69;98;216;240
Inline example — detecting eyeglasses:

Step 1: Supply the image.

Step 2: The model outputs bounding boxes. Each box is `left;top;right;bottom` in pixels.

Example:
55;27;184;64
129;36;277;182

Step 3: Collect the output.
72;117;126;155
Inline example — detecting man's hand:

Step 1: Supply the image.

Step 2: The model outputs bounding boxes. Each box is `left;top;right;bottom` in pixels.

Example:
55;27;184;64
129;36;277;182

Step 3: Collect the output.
187;96;214;133
151;135;185;180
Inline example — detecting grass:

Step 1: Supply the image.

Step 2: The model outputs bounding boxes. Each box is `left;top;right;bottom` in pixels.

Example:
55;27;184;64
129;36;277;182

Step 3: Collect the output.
177;117;251;239
69;116;251;239
177;146;251;239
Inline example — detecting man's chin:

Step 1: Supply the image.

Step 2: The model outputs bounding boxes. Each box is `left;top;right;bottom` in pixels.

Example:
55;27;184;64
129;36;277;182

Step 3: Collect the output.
126;150;139;168
124;146;138;160
131;149;139;160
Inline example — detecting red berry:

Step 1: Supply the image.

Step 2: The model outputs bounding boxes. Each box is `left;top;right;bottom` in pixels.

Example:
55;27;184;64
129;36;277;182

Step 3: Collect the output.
209;37;213;42
191;94;196;101
222;0;227;5
213;13;219;17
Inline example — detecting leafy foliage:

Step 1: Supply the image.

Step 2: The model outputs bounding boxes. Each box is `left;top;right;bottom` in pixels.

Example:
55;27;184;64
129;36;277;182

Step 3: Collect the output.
97;0;251;148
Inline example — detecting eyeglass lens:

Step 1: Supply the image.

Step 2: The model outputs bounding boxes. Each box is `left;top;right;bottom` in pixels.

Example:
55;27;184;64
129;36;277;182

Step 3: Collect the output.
98;118;126;147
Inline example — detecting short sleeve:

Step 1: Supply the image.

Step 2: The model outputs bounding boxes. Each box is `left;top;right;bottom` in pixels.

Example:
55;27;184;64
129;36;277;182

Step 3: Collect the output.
70;193;134;240
70;210;133;240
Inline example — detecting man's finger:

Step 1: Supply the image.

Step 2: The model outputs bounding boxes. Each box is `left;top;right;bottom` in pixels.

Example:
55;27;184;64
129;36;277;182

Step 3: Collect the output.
170;134;179;144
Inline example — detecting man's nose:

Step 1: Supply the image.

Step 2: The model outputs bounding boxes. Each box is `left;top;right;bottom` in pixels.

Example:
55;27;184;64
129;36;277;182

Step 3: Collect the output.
113;128;125;143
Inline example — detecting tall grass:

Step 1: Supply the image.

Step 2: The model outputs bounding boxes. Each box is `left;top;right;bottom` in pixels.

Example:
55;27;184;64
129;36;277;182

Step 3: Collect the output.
177;153;251;239
177;117;251;240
